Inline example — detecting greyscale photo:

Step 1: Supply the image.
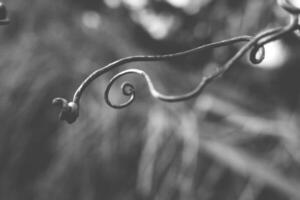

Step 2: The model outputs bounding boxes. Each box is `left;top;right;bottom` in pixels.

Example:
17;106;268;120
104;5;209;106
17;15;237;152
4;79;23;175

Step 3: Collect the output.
1;0;300;200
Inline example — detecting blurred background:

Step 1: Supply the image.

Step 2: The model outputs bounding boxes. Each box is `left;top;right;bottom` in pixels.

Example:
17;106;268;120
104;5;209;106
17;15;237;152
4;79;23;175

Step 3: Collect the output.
1;0;300;199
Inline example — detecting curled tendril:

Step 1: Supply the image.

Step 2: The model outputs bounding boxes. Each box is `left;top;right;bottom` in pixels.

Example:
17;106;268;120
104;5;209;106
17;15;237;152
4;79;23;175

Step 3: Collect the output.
249;45;265;64
53;2;300;124
105;72;137;109
122;82;135;96
105;68;214;109
106;77;136;109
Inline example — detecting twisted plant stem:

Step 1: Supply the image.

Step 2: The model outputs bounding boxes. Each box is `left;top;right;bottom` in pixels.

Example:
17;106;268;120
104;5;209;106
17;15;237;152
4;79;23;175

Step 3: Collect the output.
73;36;254;104
53;36;254;123
104;16;298;109
53;2;300;124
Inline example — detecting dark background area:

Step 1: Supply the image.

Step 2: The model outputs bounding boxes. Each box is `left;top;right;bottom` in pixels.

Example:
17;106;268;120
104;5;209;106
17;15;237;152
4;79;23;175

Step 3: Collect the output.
0;0;300;199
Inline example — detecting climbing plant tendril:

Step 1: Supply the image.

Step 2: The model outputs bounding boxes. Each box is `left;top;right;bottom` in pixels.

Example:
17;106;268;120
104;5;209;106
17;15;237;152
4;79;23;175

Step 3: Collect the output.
53;0;300;124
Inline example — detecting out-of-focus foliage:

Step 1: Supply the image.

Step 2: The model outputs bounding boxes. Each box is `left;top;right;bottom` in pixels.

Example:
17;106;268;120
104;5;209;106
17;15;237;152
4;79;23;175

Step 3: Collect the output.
1;0;300;200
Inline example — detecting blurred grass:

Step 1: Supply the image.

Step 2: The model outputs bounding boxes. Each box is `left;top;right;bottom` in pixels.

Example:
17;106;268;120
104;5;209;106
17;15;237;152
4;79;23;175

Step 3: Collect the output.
0;0;300;200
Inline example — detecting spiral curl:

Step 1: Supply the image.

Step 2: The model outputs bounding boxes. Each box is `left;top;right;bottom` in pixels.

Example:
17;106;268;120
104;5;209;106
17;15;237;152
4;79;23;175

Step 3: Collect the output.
105;71;138;109
249;45;265;64
52;2;300;124
105;69;212;109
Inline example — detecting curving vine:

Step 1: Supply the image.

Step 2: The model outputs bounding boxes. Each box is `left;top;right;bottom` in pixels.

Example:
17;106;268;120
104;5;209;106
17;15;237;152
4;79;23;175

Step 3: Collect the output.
53;0;300;124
